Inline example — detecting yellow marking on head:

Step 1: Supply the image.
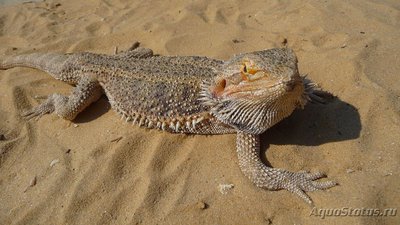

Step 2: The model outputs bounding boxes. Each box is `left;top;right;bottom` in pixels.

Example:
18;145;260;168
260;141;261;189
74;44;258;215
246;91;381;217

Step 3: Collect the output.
240;60;267;81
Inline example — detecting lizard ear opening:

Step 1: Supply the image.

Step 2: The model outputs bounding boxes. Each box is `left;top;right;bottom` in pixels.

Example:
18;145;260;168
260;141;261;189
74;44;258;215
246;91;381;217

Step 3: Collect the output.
212;79;226;97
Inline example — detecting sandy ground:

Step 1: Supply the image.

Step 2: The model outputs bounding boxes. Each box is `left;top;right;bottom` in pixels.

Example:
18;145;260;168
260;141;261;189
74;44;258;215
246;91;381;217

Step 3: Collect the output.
0;0;399;224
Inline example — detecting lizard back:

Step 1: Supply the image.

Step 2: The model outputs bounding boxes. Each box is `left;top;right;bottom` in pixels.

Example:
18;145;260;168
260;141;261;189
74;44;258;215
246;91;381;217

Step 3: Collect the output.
80;53;234;134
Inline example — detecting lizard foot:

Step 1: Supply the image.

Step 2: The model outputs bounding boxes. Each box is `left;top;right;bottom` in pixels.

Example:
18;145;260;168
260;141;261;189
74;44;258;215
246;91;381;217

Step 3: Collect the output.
21;95;56;120
303;77;334;104
282;170;337;205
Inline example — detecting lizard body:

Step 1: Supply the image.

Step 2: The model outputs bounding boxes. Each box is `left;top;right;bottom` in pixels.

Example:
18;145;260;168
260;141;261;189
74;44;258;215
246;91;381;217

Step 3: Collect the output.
0;43;336;204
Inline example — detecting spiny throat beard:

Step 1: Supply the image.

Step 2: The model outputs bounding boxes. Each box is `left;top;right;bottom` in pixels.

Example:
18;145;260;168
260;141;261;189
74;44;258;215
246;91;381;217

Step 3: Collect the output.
199;78;306;134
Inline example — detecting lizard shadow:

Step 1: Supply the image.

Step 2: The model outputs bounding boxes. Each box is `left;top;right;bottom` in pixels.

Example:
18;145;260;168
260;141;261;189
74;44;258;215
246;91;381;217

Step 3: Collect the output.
73;96;111;123
259;96;361;167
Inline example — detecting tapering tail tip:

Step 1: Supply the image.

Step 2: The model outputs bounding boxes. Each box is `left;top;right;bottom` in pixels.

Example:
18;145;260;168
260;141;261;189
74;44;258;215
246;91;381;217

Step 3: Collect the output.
0;54;39;70
0;53;69;74
0;56;13;70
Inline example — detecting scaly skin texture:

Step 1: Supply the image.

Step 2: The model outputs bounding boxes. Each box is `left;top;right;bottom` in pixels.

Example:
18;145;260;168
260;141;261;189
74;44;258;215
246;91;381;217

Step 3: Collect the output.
0;43;336;204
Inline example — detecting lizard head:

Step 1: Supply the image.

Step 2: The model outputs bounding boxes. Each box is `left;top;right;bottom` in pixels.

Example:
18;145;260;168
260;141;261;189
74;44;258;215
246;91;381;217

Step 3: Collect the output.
200;48;308;134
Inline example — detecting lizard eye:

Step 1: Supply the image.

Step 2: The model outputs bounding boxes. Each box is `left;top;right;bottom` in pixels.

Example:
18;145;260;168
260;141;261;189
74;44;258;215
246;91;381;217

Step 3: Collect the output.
243;64;247;73
240;63;250;81
241;61;261;81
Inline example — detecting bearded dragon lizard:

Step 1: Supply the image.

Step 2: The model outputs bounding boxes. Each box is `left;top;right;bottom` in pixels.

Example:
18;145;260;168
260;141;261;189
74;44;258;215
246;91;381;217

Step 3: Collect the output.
0;43;336;204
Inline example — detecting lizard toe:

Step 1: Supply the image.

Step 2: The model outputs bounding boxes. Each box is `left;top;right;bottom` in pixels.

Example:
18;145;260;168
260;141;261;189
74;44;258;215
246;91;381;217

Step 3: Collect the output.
22;97;55;120
311;180;338;190
304;171;326;180
283;170;337;204
288;186;313;205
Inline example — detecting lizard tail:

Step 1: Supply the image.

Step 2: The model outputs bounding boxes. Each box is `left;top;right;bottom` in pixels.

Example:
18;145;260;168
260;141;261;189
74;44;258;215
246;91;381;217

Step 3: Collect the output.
0;53;75;82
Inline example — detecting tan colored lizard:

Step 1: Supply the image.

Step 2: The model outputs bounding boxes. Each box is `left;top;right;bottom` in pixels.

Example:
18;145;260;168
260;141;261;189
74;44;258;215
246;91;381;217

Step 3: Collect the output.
0;43;336;204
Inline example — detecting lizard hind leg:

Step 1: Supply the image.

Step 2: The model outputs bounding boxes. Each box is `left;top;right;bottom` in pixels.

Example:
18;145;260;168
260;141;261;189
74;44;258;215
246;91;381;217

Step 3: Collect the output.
22;74;102;121
22;93;64;120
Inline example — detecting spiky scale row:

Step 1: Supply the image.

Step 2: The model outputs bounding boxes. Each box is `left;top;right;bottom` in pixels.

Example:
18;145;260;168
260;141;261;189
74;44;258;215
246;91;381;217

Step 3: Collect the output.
116;106;209;133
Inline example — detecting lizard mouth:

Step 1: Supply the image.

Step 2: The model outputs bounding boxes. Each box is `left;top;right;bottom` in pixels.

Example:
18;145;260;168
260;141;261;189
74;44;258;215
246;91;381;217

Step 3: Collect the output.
211;72;301;100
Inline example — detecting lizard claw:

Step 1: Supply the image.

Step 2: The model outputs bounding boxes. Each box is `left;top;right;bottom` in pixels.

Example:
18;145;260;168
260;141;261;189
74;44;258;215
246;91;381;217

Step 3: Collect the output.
303;76;334;104
21;97;55;120
283;170;337;205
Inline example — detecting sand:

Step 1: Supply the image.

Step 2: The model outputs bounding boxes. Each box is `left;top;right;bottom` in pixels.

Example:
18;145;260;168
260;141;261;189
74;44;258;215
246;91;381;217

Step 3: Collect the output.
0;0;399;224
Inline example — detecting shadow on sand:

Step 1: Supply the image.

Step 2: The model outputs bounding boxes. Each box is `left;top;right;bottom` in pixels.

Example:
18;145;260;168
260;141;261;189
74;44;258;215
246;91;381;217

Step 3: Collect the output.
259;96;361;166
73;96;111;123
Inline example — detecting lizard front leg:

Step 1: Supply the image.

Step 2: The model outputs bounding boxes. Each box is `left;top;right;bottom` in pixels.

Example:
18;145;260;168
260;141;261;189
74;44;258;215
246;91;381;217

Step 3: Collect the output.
22;74;102;121
236;131;337;205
